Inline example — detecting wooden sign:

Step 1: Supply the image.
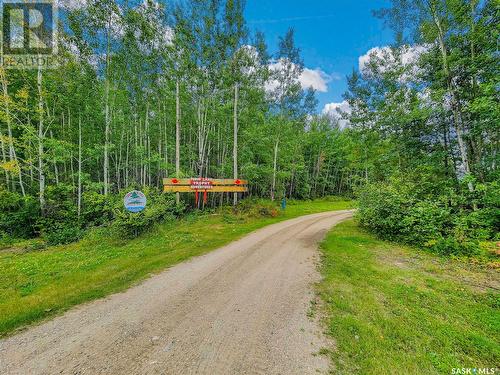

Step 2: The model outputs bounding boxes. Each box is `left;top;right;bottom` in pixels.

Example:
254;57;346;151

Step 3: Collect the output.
164;178;248;187
163;178;249;204
163;185;248;193
190;178;213;190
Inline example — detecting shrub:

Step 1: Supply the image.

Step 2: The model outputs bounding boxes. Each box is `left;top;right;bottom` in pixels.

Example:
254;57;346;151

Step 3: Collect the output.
42;221;84;245
36;184;81;244
0;185;187;245
400;201;451;245
81;191;114;227
0;187;39;238
357;183;411;241
113;189;184;237
356;175;497;257
233;198;279;218
432;237;480;257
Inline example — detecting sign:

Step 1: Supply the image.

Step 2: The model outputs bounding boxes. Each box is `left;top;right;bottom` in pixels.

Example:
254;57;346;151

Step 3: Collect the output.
163;178;249;194
281;198;287;210
124;190;147;213
190;178;213;190
164;185;248;193
163;178;249;205
164;178;248;187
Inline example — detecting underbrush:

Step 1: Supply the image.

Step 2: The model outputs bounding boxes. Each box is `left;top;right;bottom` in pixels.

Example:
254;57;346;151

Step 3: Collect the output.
0;185;186;247
231;198;280;218
356;173;499;258
113;191;185;237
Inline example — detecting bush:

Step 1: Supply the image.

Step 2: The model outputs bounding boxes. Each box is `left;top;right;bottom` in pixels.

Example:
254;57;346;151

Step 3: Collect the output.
233;198;279;218
113;188;184;237
356;175;498;257
36;184;81;244
81;191;114;227
431;237;480;257
42;221;84;245
0;185;187;245
356;183;411;241
400;201;451;245
0;187;39;238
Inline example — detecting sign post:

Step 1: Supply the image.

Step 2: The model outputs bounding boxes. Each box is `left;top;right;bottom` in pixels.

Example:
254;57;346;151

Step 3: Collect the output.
190;178;213;205
281;197;287;210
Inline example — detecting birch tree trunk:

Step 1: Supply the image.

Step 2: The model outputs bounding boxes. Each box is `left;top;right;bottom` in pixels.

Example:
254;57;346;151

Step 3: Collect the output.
125;131;130;187
0;124;8;186
103;22;111;195
175;79;181;204
271;138;279;201
37;65;46;213
233;83;239;206
50;130;59;184
0;68;25;195
163;105;169;177
77;116;82;218
428;2;474;193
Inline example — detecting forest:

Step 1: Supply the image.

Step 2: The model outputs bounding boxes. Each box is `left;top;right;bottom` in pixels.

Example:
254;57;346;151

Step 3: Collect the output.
0;0;498;256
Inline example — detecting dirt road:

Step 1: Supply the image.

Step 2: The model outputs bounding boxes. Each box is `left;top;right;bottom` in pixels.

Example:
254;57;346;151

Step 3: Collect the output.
0;211;352;375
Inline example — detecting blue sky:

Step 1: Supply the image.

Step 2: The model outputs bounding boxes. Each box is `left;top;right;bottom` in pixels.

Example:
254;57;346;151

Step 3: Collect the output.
244;0;394;113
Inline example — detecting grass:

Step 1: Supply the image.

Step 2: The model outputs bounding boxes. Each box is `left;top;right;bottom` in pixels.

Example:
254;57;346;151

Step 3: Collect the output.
318;220;500;375
0;197;353;337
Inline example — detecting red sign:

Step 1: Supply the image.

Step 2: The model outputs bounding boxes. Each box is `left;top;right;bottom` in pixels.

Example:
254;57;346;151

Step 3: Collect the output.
190;178;213;190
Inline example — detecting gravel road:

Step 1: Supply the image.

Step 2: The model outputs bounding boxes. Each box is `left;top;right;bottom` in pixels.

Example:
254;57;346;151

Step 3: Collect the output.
0;210;353;375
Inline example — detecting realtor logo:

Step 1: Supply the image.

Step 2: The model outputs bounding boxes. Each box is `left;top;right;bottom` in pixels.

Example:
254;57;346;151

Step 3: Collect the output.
1;0;58;69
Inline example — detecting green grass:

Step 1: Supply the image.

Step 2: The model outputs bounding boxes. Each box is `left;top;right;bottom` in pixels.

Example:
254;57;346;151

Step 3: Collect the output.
318;220;500;375
0;197;353;337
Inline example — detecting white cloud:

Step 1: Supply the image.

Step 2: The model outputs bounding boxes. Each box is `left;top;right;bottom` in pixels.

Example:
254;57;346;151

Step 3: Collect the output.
137;0;174;49
59;0;89;11
109;12;125;38
359;44;431;82
141;0;162;11
264;77;278;93
235;45;261;77
299;67;330;92
322;100;351;129
359;46;387;74
240;44;259;60
59;1;125;38
401;44;429;65
265;60;292;93
265;59;332;93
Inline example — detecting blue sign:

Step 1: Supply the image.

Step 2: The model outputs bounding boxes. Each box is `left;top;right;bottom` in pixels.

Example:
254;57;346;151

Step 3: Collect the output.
124;191;147;213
